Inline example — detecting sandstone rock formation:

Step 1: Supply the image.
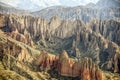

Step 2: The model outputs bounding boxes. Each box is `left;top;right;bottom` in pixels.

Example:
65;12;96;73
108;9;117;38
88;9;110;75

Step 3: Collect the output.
7;31;33;46
0;32;52;80
0;13;120;73
0;13;119;44
0;1;120;79
36;50;104;80
36;50;59;71
0;39;33;63
88;19;120;46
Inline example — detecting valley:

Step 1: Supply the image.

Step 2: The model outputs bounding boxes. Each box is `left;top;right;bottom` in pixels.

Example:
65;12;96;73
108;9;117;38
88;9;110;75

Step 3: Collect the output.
0;0;120;80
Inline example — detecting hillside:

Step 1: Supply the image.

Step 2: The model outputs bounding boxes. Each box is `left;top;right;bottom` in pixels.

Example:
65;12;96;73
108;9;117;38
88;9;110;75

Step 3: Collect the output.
0;0;120;80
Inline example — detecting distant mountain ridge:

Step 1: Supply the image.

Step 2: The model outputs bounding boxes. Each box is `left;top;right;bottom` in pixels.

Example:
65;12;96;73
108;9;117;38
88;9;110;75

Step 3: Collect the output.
0;0;99;11
31;0;120;22
0;0;119;17
96;0;120;8
0;2;31;15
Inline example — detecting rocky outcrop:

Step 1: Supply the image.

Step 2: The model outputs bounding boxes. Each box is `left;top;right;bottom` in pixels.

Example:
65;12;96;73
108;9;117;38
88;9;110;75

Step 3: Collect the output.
58;50;74;76
0;14;48;46
0;33;51;80
36;50;59;70
0;14;6;27
88;19;120;46
0;13;120;73
0;14;119;44
72;25;120;72
105;42;120;73
0;39;33;63
36;50;104;80
7;31;33;46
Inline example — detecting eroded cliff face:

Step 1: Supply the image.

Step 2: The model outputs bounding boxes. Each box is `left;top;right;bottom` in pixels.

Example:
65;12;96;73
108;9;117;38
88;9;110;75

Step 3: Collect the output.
0;14;48;46
36;50;104;80
36;50;59;70
72;25;120;73
0;14;119;42
0;31;56;80
0;38;33;64
0;13;120;73
88;20;120;45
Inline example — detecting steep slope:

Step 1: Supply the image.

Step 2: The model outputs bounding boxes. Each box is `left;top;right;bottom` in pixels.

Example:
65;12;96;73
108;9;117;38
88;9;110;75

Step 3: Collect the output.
36;50;104;80
1;14;119;45
31;0;120;22
96;0;120;8
0;0;120;79
0;30;52;80
0;29;120;80
33;6;120;22
0;13;120;73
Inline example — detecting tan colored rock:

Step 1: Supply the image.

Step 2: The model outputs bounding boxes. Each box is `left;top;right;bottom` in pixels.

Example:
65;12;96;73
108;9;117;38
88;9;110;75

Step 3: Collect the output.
0;39;33;63
0;13;120;74
17;49;33;62
36;50;59;70
59;51;74;76
0;14;6;27
37;50;104;80
95;67;103;80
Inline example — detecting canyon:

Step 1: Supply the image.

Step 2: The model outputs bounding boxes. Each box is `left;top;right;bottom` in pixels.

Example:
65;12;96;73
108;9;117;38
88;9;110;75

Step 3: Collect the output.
0;0;120;80
0;13;120;80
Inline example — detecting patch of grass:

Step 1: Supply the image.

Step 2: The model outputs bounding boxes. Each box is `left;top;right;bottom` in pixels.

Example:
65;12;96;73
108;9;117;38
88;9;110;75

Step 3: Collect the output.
0;69;26;80
104;71;120;80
